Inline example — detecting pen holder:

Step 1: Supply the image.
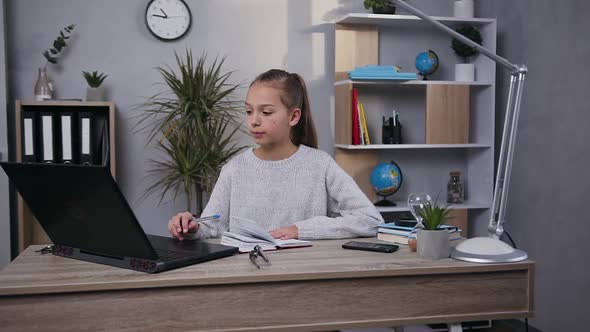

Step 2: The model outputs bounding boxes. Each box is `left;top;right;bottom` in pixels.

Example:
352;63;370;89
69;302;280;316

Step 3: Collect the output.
382;117;402;144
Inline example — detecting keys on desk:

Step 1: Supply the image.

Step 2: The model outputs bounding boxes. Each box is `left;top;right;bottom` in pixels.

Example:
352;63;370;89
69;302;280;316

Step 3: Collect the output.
35;245;54;254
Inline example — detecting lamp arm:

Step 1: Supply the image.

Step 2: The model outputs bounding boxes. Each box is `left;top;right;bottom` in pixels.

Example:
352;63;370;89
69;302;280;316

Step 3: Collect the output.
390;0;528;238
391;0;526;75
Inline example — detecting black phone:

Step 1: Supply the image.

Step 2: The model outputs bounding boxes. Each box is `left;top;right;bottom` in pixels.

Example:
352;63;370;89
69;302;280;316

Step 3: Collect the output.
342;241;399;253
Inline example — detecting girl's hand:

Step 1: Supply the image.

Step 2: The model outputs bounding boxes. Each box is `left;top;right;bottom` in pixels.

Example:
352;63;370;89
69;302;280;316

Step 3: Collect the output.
168;212;199;241
269;225;299;240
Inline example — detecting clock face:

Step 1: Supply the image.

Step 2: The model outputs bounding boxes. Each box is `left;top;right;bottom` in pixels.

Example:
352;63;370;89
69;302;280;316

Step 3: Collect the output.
145;0;192;41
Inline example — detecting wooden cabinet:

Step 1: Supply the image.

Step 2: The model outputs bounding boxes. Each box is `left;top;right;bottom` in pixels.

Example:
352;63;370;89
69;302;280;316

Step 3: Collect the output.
334;14;498;236
14;100;116;252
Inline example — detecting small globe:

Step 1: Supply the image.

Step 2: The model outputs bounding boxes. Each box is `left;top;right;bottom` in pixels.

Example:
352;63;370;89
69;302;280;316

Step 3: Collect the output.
415;49;439;80
370;161;403;206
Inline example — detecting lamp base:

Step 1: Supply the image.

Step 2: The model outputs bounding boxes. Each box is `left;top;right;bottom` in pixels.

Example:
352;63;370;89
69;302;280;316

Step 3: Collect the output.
450;237;528;263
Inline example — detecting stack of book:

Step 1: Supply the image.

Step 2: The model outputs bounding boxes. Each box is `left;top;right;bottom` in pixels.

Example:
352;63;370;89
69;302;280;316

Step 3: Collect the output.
348;65;418;80
377;223;462;245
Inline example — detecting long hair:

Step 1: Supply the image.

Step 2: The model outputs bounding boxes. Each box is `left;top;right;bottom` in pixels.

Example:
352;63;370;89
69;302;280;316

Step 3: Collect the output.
250;69;318;149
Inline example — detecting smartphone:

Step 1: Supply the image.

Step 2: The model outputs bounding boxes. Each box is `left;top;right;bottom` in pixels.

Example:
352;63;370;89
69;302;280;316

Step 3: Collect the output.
342;241;399;253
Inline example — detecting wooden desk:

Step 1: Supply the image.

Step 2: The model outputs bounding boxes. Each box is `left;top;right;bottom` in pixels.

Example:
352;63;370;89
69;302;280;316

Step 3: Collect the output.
0;239;534;332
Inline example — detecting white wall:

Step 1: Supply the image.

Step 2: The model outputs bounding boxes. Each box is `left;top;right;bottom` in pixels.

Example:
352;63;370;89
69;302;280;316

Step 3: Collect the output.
0;0;11;269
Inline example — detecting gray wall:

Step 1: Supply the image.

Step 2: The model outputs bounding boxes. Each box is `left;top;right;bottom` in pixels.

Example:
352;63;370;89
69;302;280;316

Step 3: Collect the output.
8;1;587;331
0;0;10;269
4;0;453;235
478;1;590;331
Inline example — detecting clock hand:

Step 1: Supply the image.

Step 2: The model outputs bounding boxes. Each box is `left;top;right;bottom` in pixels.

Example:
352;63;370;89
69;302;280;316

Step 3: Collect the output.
160;8;168;18
152;14;167;18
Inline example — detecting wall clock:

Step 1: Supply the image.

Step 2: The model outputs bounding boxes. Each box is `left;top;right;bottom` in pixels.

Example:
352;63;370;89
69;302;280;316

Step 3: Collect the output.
145;0;192;41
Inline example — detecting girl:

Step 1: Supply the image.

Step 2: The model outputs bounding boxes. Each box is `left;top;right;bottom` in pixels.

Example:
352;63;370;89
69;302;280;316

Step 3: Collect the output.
168;69;383;241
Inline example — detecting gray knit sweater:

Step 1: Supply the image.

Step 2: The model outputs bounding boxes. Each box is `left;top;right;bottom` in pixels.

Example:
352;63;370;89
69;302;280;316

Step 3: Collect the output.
191;145;383;240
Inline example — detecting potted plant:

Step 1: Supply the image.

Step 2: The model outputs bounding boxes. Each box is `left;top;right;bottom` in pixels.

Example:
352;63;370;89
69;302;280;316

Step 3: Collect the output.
364;0;396;14
451;25;482;81
135;50;246;215
82;71;108;101
453;0;474;18
35;24;75;100
416;202;453;259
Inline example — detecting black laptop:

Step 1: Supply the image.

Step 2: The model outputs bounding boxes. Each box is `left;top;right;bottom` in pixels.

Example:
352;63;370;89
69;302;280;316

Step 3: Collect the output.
1;162;238;273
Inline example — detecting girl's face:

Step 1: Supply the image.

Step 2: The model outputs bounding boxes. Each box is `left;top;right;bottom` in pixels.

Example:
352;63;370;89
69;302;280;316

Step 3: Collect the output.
245;83;301;148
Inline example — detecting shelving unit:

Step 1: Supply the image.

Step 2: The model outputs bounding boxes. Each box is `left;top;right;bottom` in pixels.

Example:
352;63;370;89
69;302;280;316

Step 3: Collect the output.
333;14;497;236
14;100;116;252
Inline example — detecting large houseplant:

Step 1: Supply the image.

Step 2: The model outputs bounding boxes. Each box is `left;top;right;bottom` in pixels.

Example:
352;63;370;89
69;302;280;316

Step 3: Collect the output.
451;25;482;81
136;50;246;214
416;202;453;259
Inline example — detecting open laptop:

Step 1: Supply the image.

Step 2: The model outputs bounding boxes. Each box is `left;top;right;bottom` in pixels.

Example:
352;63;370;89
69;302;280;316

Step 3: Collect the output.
1;162;239;273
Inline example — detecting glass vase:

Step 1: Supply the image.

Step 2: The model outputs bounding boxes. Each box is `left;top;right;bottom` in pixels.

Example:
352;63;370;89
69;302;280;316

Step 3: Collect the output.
34;67;52;101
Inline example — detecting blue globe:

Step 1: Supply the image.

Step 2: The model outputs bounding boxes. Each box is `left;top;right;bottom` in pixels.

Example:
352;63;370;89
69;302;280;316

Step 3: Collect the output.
415;49;439;80
370;161;403;206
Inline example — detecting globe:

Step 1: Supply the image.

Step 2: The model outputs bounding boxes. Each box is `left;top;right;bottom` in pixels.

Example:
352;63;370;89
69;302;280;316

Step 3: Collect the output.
370;161;403;206
415;49;439;80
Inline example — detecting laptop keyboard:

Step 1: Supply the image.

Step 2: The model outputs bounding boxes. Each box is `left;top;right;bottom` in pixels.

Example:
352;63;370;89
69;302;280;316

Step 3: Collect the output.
154;248;195;262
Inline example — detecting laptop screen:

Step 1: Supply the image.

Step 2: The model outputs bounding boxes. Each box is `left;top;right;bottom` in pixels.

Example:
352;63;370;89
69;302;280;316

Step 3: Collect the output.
1;162;158;260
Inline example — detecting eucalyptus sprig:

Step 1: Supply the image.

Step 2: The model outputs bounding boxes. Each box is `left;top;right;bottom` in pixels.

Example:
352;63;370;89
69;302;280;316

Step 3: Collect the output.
418;202;453;230
82;71;108;88
42;24;75;65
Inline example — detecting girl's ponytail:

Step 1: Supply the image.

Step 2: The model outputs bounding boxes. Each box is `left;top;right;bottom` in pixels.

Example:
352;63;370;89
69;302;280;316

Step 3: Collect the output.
251;69;318;148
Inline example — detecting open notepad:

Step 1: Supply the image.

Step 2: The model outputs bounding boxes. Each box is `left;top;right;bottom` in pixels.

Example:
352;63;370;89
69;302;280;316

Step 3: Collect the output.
220;216;312;253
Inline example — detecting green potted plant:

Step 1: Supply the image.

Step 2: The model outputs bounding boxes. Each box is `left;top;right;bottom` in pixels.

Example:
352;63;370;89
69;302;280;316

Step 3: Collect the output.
135;50;246;215
451;25;482;81
416;202;453;259
35;24;75;101
364;0;396;14
82;71;108;101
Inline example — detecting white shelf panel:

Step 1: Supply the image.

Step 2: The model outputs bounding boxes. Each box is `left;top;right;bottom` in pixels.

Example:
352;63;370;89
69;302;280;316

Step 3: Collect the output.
335;144;490;150
335;13;495;27
376;200;490;212
335;79;493;86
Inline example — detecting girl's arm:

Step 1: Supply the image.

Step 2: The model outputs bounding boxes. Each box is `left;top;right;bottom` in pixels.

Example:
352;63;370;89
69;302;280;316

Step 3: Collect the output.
294;159;383;240
186;165;232;239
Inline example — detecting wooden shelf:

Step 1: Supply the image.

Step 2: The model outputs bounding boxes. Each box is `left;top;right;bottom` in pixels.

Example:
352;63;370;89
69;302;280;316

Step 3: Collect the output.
335;13;495;27
14;100;117;253
335;144;490;150
335;79;493;86
375;200;490;213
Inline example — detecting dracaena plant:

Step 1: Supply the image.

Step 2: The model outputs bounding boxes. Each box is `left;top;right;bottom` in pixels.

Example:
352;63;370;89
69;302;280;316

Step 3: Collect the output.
82;71;108;88
42;24;75;65
135;50;246;214
418;202;453;230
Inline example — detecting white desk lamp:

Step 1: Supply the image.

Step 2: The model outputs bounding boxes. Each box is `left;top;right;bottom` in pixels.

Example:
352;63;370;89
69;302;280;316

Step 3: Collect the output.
392;0;528;263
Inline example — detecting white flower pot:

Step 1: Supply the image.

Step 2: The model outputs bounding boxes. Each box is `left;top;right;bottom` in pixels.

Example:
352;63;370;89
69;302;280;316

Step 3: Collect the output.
455;63;475;82
417;229;450;260
453;0;474;18
86;87;105;101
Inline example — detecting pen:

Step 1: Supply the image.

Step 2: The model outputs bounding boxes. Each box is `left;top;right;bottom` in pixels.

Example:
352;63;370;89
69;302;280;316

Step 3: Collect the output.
181;214;220;232
191;214;221;223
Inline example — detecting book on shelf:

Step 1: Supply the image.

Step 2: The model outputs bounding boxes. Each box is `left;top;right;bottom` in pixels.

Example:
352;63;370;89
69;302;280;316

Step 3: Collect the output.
220;216;312;253
359;102;371;144
348;65;418;80
352;88;360;145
